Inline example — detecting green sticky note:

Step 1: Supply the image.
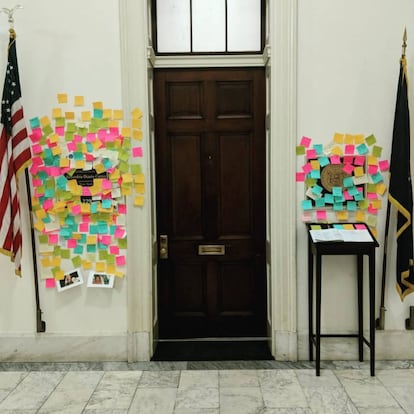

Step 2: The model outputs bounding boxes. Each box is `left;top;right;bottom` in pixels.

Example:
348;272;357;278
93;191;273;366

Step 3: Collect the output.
71;255;82;268
365;134;376;146
296;145;306;155
60;249;71;259
358;199;369;210
372;145;382;157
130;164;142;174
38;234;48;244
42;124;54;137
118;238;128;249
99;250;108;260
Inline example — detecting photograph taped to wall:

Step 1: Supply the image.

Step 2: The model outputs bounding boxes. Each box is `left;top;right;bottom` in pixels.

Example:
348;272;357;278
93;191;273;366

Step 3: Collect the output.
56;268;84;292
87;271;115;289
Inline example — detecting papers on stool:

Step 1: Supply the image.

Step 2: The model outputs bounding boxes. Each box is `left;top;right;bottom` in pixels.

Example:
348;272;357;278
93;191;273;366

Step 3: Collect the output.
309;228;373;243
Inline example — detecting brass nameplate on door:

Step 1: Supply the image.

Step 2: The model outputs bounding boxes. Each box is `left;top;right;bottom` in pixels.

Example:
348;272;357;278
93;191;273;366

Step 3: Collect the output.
198;245;225;255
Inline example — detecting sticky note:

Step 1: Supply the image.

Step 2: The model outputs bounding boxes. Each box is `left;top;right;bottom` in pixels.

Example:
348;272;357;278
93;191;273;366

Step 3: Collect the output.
306;149;317;159
365;134;376;146
316;210;327;220
116;255;126;266
74;95;84;106
134;196;145;206
296;172;305;182
132;147;143;157
300;136;311;147
378;160;389;171
45;278;56;288
345;145;355;154
57;93;68;104
333;133;344;143
354;155;365;166
301;199;313;210
356;143;369;155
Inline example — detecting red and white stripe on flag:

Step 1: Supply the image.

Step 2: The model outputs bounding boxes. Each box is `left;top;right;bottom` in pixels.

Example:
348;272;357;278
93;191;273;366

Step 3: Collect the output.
0;35;31;276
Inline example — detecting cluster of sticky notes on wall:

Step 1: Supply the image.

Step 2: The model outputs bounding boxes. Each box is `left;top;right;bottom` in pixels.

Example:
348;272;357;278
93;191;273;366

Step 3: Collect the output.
28;94;144;290
296;133;389;238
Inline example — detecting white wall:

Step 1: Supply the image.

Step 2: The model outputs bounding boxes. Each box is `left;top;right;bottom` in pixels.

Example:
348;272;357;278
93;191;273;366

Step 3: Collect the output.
0;0;127;337
297;0;414;340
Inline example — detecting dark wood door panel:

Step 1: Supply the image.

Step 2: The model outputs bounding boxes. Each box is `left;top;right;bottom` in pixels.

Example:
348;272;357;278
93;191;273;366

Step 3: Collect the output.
155;68;266;338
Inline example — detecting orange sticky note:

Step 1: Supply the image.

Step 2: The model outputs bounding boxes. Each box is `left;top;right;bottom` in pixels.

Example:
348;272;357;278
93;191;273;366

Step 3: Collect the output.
65;111;75;120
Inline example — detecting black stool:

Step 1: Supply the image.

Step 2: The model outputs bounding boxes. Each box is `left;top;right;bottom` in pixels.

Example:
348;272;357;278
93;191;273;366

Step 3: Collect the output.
307;223;379;376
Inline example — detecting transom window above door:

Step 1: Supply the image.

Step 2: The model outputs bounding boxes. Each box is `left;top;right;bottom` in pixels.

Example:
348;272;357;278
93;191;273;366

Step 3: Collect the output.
153;0;265;54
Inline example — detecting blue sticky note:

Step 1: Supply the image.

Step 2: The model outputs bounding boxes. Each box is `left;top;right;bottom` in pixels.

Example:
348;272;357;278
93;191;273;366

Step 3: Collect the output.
98;222;109;234
371;172;383;183
319;156;330;167
325;194;334;204
56;176;67;190
333;202;343;211
354;191;364;201
348;186;359;196
332;187;343;197
90;203;98;213
93;108;103;119
315;197;325;208
343;176;354;188
313;144;323;155
312;184;323;196
87;244;97;253
30;117;41;129
356;143;369;155
347;201;357;211
101;199;112;209
74;245;84;254
310;169;320;179
333;224;343;229
302;199;313;210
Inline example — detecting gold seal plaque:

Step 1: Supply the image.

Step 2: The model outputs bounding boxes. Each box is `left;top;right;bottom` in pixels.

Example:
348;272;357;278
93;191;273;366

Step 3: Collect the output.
320;164;349;192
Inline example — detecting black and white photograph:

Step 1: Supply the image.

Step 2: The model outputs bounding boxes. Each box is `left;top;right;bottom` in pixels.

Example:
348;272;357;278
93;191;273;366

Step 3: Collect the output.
56;268;84;292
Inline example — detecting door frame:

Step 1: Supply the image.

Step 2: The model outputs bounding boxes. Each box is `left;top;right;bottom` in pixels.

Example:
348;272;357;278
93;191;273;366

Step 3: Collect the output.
120;0;298;361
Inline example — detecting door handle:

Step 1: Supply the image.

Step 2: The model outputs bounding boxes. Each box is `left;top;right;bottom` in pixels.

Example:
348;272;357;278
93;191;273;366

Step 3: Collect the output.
159;235;168;259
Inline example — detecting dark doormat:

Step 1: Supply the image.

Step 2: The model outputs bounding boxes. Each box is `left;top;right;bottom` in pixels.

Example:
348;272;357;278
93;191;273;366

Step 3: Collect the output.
152;340;274;361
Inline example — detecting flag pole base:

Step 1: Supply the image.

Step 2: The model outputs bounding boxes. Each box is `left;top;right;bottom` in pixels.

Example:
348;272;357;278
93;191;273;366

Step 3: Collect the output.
405;306;414;330
376;307;386;330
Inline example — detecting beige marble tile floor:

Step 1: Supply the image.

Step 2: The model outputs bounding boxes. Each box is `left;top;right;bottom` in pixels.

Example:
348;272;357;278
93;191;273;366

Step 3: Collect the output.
0;361;413;413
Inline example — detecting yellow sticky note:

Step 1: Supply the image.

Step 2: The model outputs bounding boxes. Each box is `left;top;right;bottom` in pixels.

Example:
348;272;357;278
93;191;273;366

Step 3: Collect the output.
371;228;378;239
354;134;365;144
49;133;60;143
333;133;344;144
310;160;320;170
103;109;112;119
34;221;45;232
372;199;382;209
109;120;119;128
121;127;131;138
81;203;91;214
355;210;366;222
65;111;75;120
40;116;51;127
51;256;61;267
376;183;386;196
110;169;120;180
74;160;86;169
41;257;51;267
131;108;143;119
121;186;133;196
52;146;62;156
114;270;125;278
74;95;84;106
81;111;91;122
354;166;364;177
82;260;93;270
134;196;145;206
343;224;354;230
87;235;97;245
60;158;70;168
336;210;348;220
122;173;133;184
367;155;378;166
113;109;123;120
134;173;145;184
132;118;142;129
57;93;68;104
96;262;106;272
345;134;354;144
52;108;63;118
55;270;65;281
106;264;116;274
132;129;143;140
35;209;47;220
93;101;103;110
135;183;145;194
94;163;105;174
331;146;343;156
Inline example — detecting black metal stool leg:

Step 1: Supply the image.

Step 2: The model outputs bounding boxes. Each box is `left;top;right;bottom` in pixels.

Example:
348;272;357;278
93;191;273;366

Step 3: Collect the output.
357;255;364;361
316;253;322;376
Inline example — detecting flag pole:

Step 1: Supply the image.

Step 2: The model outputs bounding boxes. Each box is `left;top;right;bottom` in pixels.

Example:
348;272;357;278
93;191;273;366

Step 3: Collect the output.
376;28;408;330
3;7;46;332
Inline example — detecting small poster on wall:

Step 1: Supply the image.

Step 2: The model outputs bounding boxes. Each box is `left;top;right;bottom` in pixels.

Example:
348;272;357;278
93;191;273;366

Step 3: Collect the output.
87;271;115;289
56;268;84;292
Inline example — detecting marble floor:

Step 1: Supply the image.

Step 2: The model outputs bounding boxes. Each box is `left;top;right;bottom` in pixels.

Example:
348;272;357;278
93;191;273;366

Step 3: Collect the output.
0;360;413;413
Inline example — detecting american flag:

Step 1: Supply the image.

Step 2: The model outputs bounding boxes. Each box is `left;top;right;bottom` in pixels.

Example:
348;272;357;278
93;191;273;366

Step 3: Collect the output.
0;31;31;275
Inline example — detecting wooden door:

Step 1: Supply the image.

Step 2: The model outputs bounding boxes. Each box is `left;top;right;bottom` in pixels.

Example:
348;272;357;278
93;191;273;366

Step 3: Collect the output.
154;68;266;338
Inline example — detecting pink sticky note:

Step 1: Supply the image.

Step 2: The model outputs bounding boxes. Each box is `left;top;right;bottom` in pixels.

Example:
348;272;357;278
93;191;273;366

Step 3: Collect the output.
86;132;96;142
368;165;378;175
82;187;92;196
116;255;126;266
306;149;317;159
67;142;76;152
378;160;389;171
354;155;365;166
296;172;305;182
101;235;112;245
343;156;354;164
67;239;77;248
79;222;89;232
302;163;312;174
343;190;352;201
354;224;367;230
55;126;65;136
368;205;378;215
32;178;42;187
45;278;56;288
72;204;81;215
345;145;355;155
316;210;327;220
300;136;312;148
367;192;377;200
31;144;42;154
73;134;83;143
110;245;120;255
43;199;54;210
132;147;143;157
115;227;126;239
82;215;91;223
85;153;95;162
102;179;112;190
32;156;43;166
48;234;59;244
118;204;127;214
330;155;341;164
342;164;354;174
30;129;42;143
